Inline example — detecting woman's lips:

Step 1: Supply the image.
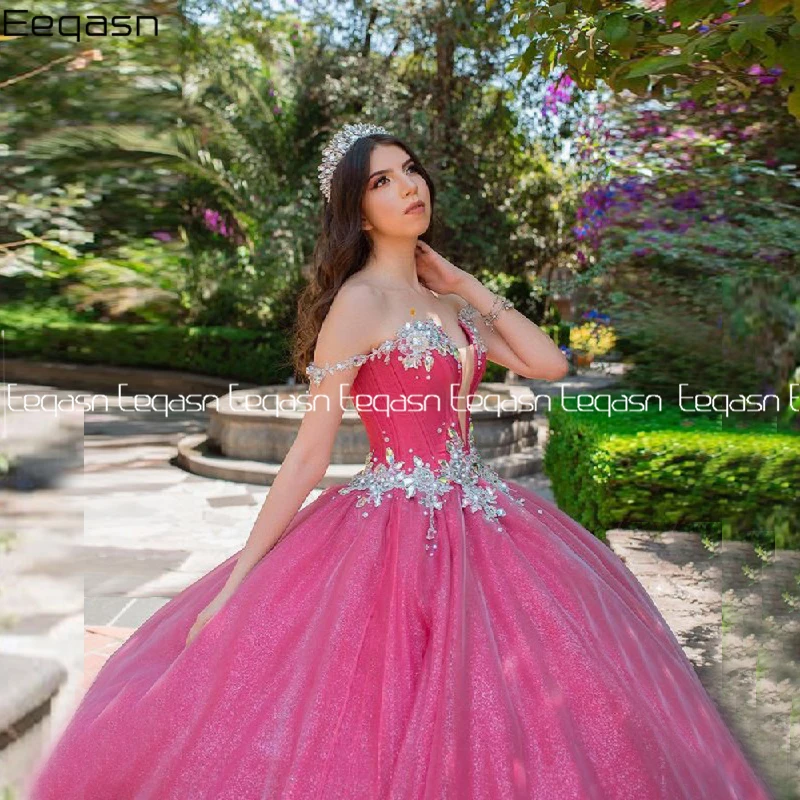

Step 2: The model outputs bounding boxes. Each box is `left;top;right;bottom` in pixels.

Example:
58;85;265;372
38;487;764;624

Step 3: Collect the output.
405;202;425;214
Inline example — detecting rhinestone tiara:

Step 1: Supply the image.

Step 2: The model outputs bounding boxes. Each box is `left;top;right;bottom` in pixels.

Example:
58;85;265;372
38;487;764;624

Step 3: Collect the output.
317;122;390;202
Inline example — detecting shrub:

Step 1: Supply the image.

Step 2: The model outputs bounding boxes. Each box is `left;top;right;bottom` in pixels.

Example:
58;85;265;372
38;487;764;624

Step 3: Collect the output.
0;306;292;385
544;397;799;548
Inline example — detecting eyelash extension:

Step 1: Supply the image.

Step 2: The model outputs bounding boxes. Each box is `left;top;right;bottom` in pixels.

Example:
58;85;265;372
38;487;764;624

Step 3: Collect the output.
373;163;419;188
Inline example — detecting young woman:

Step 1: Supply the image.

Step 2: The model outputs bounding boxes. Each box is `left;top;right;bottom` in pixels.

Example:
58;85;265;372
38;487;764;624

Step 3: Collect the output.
28;122;773;799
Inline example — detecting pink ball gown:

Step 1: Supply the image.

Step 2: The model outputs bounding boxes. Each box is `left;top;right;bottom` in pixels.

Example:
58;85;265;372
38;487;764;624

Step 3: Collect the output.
28;304;773;799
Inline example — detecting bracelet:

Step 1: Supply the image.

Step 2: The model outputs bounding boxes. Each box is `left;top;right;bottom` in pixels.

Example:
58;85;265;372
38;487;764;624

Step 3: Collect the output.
481;294;513;331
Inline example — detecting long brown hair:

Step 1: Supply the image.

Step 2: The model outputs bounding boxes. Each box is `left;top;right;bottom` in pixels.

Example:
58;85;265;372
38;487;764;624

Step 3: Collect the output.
293;132;437;380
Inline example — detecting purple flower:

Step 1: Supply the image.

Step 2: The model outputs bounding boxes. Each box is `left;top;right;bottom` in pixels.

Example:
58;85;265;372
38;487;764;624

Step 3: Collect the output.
151;231;172;242
200;208;233;237
543;72;576;115
671;190;704;210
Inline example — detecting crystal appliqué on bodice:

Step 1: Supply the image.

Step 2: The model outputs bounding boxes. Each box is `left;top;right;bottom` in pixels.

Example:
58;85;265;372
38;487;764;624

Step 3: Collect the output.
305;303;525;556
341;422;525;555
305;306;481;386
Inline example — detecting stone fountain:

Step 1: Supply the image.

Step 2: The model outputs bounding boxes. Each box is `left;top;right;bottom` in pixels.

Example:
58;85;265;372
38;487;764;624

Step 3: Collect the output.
177;381;543;486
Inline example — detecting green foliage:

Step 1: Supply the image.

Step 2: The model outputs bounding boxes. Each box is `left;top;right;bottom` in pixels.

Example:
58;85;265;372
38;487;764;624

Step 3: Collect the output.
605;199;798;402
506;0;800;119
3;0;795;402
0;306;292;385
2;1;586;333
475;269;549;322
565;81;800;410
544;397;800;548
541;322;572;347
612;305;769;399
482;360;509;382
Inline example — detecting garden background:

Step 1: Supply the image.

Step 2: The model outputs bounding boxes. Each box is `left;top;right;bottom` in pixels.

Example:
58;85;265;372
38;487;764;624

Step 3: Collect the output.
0;0;799;797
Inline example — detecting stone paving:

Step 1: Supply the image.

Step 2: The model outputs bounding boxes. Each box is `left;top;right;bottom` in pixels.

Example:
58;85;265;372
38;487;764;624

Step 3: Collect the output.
607;530;799;799
1;368;797;799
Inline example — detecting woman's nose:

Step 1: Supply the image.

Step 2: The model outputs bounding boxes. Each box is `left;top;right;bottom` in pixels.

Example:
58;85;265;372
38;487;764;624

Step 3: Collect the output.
399;174;417;193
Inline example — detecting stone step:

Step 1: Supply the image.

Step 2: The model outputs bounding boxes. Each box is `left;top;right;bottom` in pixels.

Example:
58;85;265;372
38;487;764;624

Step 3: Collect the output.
177;434;364;487
0;652;67;790
85;434;185;449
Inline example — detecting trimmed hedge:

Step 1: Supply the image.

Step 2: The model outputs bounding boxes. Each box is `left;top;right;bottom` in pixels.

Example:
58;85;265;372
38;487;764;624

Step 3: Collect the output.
0;306;551;385
0;311;293;385
544;399;799;548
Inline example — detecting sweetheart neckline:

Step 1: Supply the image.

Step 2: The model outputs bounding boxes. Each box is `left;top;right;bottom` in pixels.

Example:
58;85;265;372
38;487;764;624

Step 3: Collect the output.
305;304;485;386
305;306;483;449
367;306;476;362
398;313;469;354
362;310;480;451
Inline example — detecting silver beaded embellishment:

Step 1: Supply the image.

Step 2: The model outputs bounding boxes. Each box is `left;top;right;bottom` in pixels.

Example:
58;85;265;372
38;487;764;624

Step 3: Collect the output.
317;122;390;202
339;423;525;556
305;304;483;386
456;303;488;359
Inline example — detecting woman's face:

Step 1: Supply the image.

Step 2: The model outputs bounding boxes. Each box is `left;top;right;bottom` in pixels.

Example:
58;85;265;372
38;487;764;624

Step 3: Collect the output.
361;144;431;237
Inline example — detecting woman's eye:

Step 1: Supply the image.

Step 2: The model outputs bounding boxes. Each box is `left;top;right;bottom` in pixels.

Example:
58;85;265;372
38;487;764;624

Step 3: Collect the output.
373;164;419;188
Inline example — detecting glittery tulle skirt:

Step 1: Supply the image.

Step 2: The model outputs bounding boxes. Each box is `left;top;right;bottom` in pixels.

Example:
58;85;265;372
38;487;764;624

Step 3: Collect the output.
27;480;772;799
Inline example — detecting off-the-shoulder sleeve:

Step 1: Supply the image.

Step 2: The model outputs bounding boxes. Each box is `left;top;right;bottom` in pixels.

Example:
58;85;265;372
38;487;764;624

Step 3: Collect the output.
305;352;371;386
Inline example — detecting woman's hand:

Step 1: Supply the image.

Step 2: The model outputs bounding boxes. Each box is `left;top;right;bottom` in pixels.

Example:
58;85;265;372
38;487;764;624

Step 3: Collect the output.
185;591;231;648
414;241;470;296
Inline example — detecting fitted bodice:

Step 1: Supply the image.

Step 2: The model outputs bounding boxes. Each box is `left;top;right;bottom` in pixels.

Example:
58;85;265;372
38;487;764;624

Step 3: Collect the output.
306;304;487;459
306;303;526;556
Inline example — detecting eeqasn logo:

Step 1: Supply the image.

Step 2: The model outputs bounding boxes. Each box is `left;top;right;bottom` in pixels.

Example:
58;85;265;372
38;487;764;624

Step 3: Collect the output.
2;9;159;41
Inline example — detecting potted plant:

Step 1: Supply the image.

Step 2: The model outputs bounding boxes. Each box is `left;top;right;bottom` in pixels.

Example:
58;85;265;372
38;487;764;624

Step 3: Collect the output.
572;348;594;367
568;309;614;368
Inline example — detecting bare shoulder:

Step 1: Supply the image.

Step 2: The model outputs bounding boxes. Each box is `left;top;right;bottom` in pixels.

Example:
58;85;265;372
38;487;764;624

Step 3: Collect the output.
435;291;470;314
331;278;382;312
312;281;383;364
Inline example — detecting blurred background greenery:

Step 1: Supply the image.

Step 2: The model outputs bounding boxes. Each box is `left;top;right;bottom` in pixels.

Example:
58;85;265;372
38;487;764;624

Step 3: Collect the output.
2;0;798;414
0;0;797;410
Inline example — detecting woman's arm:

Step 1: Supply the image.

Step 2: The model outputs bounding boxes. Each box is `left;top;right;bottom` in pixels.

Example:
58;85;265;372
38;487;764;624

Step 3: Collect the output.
446;274;569;381
216;282;380;600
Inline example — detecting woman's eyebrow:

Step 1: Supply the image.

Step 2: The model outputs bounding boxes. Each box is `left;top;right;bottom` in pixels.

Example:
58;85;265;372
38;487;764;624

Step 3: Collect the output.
369;157;413;180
